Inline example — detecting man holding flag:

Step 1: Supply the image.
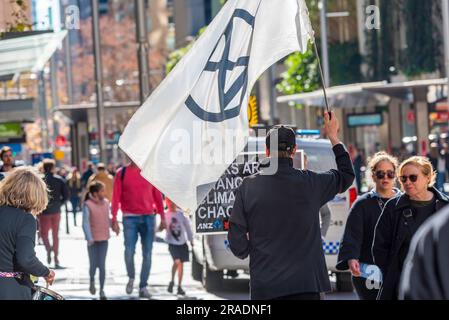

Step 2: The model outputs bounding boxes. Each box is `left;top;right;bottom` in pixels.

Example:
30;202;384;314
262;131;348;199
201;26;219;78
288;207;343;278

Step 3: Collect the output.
228;114;355;300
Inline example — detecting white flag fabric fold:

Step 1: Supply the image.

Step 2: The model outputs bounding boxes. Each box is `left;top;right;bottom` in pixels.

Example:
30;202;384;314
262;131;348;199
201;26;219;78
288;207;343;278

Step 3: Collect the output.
118;0;313;213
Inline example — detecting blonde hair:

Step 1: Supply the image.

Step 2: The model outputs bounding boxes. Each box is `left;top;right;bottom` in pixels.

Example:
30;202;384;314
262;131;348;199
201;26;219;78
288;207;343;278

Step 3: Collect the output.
399;156;436;187
0;167;49;216
368;151;399;173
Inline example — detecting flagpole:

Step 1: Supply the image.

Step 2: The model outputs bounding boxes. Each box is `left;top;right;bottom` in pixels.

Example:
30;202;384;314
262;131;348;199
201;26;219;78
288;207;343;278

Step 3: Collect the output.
312;40;331;114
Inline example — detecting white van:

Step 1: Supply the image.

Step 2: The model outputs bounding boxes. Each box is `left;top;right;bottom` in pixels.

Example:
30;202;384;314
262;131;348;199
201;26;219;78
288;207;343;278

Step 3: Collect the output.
191;135;358;292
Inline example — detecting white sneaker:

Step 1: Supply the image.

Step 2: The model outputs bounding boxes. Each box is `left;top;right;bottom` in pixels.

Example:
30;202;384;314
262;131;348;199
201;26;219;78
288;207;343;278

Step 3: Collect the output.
139;287;152;299
126;278;134;295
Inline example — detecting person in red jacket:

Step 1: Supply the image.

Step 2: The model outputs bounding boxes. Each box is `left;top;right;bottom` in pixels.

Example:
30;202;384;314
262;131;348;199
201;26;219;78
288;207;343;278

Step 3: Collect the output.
111;161;165;299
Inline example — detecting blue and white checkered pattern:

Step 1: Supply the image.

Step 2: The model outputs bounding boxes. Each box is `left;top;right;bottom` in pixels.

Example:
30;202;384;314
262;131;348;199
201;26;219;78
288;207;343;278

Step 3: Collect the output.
322;241;340;255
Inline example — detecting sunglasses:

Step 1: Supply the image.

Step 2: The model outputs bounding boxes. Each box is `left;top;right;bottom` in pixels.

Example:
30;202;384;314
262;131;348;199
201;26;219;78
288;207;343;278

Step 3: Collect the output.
375;170;395;180
400;175;418;183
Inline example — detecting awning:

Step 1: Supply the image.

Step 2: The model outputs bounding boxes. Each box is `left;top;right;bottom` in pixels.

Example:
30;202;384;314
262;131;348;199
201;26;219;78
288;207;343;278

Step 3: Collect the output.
364;78;448;101
0;30;67;78
277;81;390;108
277;79;448;108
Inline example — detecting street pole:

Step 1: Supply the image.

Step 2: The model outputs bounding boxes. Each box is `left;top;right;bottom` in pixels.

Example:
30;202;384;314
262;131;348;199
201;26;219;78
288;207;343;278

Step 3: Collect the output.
64;35;74;104
442;0;449;131
91;0;107;163
135;0;150;103
319;0;330;87
38;71;49;151
50;54;59;152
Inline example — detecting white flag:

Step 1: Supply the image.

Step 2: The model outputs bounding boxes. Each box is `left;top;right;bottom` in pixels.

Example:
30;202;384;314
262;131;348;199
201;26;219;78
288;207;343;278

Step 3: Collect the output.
118;0;314;213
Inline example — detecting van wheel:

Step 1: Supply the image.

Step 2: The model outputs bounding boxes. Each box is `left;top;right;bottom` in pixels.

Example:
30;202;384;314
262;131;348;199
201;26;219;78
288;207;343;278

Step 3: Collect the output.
191;252;203;281
202;261;223;292
336;272;354;292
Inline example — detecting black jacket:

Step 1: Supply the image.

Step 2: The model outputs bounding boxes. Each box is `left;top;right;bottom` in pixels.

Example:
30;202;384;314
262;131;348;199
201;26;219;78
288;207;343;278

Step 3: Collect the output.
399;205;449;300
336;189;401;271
228;143;355;300
372;188;449;300
0;206;50;300
43;173;70;215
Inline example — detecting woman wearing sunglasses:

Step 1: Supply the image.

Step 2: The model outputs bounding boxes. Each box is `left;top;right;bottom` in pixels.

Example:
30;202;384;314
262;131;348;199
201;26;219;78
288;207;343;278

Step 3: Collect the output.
337;152;400;300
372;156;449;300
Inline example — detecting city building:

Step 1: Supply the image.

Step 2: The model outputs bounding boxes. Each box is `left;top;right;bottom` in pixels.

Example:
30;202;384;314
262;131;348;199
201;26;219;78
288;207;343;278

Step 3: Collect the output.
173;0;221;47
277;0;448;160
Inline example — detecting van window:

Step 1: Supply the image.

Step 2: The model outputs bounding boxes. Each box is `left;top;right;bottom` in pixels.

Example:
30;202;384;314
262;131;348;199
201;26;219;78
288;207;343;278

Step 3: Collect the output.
235;140;336;173
301;146;337;172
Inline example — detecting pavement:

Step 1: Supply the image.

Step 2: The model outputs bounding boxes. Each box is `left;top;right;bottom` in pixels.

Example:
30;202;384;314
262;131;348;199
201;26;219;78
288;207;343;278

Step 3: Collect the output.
34;208;357;300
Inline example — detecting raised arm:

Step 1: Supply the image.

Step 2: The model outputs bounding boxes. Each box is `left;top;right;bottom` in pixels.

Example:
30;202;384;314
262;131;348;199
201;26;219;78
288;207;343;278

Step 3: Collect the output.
315;112;355;205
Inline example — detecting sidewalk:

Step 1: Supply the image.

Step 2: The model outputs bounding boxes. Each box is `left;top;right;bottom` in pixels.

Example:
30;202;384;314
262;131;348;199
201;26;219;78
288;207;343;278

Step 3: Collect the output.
34;209;223;300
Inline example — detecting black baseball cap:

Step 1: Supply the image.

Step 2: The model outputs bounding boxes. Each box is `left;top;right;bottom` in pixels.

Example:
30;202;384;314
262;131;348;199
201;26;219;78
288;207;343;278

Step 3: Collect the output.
266;125;296;151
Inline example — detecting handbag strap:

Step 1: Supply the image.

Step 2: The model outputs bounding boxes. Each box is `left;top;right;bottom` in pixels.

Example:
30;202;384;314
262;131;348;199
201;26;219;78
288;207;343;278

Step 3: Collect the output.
0;272;24;279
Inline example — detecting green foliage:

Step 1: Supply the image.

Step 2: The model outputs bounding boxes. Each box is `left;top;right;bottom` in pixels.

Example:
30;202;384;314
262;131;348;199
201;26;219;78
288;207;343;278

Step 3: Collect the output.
275;0;321;105
166;43;193;74
276;43;320;98
401;0;439;76
364;0;440;80
329;41;363;85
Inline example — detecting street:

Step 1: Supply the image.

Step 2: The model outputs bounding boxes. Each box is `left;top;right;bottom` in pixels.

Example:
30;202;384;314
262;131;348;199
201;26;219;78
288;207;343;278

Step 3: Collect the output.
34;208;357;300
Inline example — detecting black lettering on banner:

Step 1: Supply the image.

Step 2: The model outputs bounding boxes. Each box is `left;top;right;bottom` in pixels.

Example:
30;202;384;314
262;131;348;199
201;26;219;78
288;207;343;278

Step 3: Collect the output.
195;160;260;234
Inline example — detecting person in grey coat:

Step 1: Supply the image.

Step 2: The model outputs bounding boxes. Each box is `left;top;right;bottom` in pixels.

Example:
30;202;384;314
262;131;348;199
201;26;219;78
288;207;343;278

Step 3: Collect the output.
228;112;355;300
0;167;55;300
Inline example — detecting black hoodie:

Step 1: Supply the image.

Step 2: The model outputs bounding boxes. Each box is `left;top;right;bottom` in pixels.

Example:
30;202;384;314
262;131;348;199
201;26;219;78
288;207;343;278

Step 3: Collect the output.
42;173;70;215
336;189;401;271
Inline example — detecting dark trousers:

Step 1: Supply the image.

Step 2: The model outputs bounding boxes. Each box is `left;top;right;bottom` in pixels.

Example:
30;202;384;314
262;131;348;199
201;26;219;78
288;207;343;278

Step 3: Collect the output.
352;276;380;300
70;196;80;225
88;241;108;290
39;213;61;261
271;292;321;300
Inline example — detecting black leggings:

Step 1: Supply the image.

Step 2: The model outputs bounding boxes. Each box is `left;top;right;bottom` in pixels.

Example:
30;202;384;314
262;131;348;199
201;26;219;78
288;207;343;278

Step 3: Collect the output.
352;276;380;300
88;241;108;290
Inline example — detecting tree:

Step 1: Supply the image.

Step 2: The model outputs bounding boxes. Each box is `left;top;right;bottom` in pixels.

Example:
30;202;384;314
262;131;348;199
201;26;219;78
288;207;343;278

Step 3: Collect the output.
60;3;168;105
276;0;320;102
276;43;320;97
401;0;440;76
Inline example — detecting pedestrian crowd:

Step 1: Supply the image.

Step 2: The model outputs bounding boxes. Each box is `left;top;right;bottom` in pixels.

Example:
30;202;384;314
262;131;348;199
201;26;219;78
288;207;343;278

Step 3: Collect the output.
0;146;192;300
1;115;449;301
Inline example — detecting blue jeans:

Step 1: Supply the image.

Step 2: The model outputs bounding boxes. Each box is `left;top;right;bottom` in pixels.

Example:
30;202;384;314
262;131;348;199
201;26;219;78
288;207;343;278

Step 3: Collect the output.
123;215;155;289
